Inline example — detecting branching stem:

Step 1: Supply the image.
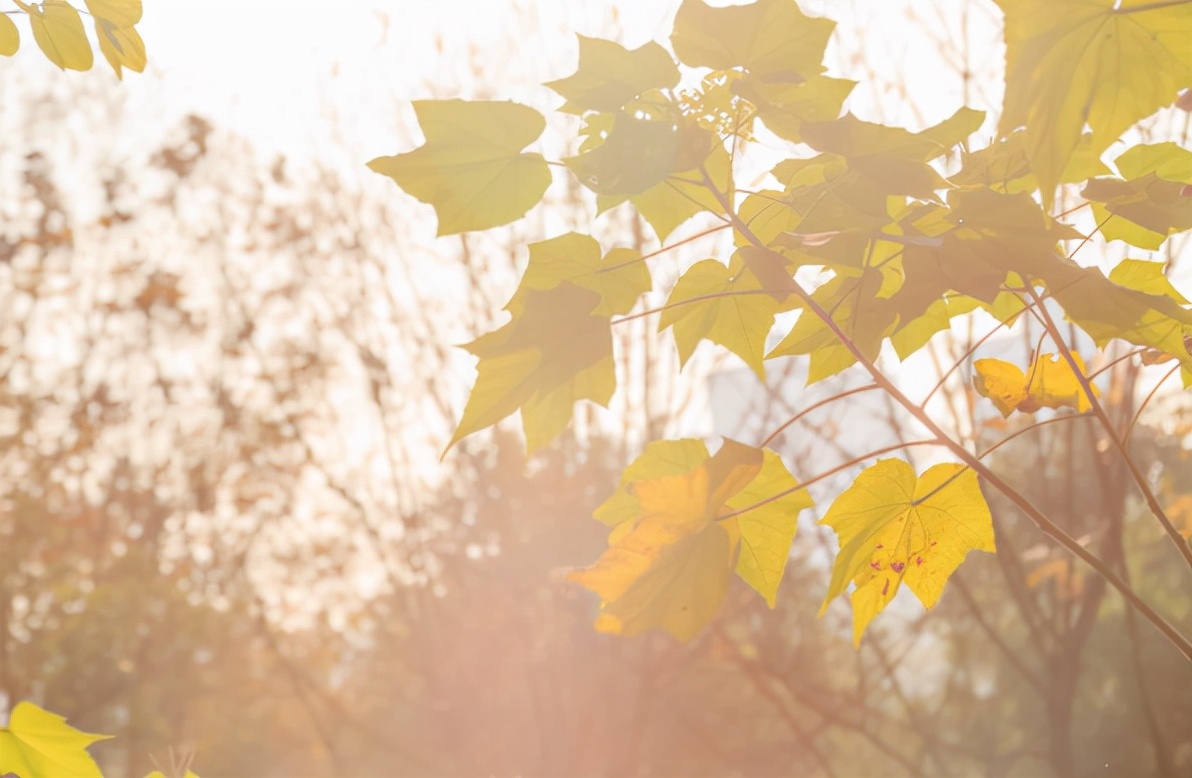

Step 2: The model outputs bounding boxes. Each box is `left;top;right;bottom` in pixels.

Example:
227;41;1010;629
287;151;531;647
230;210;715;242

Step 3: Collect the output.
697;164;1192;661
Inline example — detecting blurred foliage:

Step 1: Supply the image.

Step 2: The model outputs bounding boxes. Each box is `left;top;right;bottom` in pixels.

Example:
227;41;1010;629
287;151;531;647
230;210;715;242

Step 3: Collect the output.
2;3;1192;777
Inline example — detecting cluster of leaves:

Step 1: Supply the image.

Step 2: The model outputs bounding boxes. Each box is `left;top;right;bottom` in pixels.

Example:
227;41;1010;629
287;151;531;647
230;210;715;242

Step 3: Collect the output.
0;702;197;778
0;0;145;78
370;0;1192;648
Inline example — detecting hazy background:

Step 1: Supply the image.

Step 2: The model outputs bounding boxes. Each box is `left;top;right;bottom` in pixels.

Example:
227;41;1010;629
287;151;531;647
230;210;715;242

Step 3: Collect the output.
1;1;1190;776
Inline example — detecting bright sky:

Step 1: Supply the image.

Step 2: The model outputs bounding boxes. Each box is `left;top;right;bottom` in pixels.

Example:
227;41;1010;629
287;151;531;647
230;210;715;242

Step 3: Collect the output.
113;1;1003;170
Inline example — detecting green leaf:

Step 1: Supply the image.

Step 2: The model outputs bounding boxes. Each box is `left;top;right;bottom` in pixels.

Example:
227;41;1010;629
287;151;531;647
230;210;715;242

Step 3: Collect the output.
819;460;995;646
449;283;614;453
671;0;834;81
660;255;783;378
519;232;650;316
726;450;813;607
368;100;551;236
996;0;1192;197
546;35;679;113
566;100;681;196
0;702;110;778
16;0;93;71
0;13;19;57
1084;174;1192;250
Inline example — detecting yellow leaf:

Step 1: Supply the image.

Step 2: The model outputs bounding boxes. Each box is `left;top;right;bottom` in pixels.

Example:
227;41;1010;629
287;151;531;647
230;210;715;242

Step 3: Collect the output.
0;701;110;778
1109;259;1189;305
84;0;141;27
1022;352;1098;413
1114;141;1192;184
17;0;93;71
973;352;1099;417
659;255;782;378
973;358;1030;417
671;0;835;81
449;284;614;453
546;35;679;113
368;100;551;236
575;440;808;638
519;232;650;316
819;460;995;646
0;13;18;56
594;439;711;526
571;440;763;640
726;449;813;607
996;0;1192;197
95;18;146;79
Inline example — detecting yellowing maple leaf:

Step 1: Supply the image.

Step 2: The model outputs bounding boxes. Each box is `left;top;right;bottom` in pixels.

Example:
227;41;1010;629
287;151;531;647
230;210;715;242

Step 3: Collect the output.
670;0;835;81
519;232;650;316
546;35;679;113
1085;143;1192;249
973;352;1099;417
573;439;811;638
819;460;995;646
598;140;733;242
594;438;712;526
565;97;682;196
659;255;783;378
952;131;1111;193
0;701;110;778
368;100;551;236
727;449;814;607
767;265;901;384
732;75;856;144
449;283;614;453
996;0;1192;197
